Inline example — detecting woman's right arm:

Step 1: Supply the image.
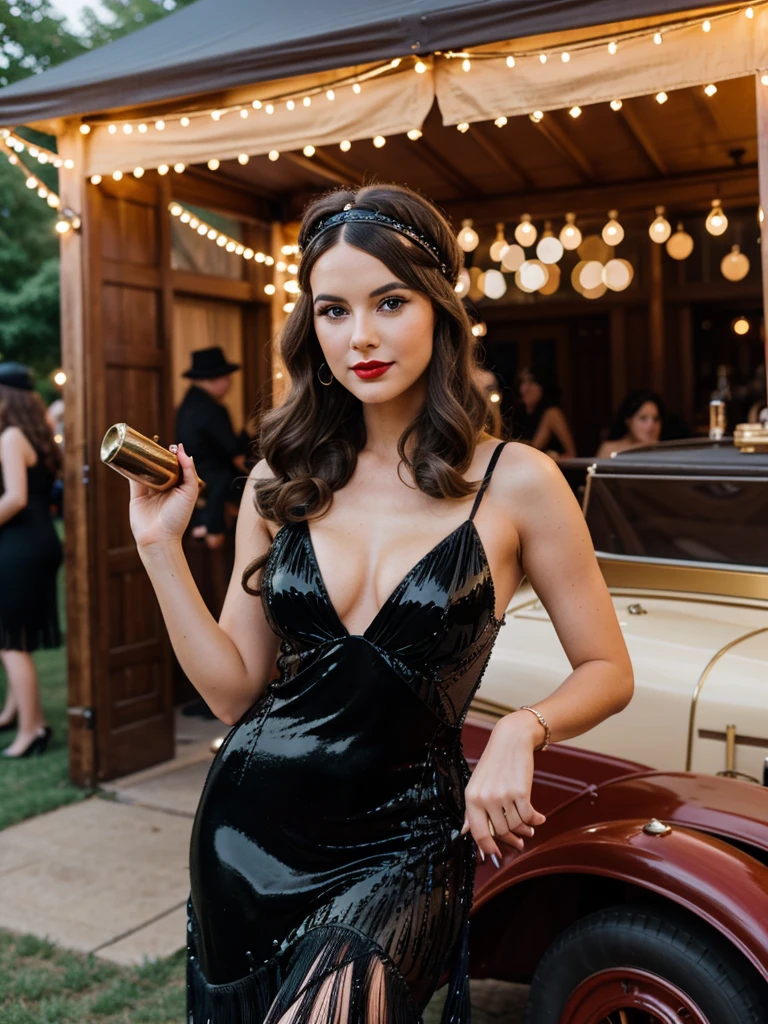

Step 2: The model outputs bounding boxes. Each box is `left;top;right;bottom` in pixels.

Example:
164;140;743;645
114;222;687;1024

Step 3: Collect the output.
132;445;279;725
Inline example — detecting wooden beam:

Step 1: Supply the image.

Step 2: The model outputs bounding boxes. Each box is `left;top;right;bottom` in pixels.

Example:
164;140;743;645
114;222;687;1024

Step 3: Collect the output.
408;137;481;197
282;150;355;186
438;165;758;223
619;102;668;176
757;71;768;408
533;114;597;183
468;124;533;190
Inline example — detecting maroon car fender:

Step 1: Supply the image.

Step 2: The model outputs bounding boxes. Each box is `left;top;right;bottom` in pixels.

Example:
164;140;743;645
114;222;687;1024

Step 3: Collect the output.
473;818;768;983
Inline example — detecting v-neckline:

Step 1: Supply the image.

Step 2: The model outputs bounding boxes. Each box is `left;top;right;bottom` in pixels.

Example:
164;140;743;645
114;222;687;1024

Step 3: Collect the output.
303;517;479;640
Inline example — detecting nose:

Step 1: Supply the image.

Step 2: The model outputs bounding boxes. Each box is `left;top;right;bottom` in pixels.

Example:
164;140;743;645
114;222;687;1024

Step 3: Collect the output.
349;309;380;354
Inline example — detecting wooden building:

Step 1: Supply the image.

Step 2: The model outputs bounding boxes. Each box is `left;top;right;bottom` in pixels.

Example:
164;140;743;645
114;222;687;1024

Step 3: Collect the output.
0;0;766;784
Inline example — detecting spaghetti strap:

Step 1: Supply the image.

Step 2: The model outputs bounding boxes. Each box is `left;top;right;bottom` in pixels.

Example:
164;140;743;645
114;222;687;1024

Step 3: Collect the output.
468;441;508;522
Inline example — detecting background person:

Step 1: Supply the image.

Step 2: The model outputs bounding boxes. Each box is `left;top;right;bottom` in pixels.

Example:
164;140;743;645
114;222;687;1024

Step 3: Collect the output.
597;389;664;458
516;364;577;459
0;363;62;758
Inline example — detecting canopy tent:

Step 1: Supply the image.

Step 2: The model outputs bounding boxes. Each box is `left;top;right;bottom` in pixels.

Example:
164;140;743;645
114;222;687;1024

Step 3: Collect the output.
1;2;766;180
0;0;751;129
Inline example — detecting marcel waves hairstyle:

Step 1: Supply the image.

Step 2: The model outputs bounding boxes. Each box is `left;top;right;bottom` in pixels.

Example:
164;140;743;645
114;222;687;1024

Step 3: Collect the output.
0;382;62;477
242;183;491;595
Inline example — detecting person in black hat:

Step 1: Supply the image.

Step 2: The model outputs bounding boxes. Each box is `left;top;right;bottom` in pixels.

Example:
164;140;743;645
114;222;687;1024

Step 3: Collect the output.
175;346;249;551
0;363;62;757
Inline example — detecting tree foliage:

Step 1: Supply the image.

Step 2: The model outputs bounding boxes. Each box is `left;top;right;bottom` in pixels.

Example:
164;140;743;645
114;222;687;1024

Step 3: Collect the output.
0;0;195;373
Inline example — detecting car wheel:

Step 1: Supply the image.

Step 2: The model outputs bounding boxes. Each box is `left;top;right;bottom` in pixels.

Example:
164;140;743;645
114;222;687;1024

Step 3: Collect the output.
524;903;768;1024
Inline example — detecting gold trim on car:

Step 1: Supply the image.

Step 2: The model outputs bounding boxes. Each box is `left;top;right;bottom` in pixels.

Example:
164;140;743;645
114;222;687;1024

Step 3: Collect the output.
685;627;768;771
599;558;768;603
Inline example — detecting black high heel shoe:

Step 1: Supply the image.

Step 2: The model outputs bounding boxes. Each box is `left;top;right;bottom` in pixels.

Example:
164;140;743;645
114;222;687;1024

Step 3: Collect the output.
2;725;53;758
0;714;18;732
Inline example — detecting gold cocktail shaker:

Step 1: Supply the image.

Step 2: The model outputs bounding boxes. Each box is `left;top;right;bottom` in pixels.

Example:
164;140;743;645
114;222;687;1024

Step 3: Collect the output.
100;423;205;491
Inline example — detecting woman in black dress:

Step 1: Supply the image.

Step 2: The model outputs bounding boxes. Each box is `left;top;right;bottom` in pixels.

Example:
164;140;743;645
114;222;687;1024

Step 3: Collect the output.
127;185;633;1022
515;364;576;459
0;363;62;758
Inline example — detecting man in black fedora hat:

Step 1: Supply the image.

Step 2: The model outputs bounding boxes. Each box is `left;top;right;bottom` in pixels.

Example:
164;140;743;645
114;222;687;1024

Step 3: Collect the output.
175;346;249;550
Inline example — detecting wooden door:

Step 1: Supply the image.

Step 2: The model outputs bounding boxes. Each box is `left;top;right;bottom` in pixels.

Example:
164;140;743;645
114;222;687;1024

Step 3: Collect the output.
65;170;176;785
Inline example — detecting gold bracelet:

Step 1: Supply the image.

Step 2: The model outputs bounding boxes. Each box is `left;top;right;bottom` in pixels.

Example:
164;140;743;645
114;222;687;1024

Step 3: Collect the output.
519;705;551;752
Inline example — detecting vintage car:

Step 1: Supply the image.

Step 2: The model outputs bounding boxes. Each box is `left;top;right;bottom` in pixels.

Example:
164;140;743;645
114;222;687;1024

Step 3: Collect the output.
479;439;768;785
462;440;768;1022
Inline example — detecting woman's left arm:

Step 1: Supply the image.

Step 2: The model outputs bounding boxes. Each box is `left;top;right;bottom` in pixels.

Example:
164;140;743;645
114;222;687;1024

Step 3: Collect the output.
463;446;634;862
0;427;29;527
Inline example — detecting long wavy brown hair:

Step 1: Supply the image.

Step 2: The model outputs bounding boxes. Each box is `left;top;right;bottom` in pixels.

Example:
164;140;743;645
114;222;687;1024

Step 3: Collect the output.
243;183;492;594
0;382;62;477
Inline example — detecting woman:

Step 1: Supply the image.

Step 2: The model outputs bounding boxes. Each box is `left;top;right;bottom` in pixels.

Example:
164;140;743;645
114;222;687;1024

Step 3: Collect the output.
516;365;577;458
597;389;664;458
0;363;63;758
128;184;633;1023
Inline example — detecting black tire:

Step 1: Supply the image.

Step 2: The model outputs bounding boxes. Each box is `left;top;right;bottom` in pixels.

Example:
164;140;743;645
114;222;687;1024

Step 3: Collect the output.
524;903;768;1024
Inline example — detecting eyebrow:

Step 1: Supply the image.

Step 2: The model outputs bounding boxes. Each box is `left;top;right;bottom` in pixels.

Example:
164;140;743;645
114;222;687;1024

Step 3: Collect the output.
313;282;412;305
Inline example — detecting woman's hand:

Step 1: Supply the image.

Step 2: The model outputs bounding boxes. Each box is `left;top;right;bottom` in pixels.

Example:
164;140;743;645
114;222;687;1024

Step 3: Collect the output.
128;443;200;550
461;711;547;864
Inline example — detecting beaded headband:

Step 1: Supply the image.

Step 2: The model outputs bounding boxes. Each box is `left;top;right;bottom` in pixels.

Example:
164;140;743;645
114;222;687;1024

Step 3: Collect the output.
299;206;453;280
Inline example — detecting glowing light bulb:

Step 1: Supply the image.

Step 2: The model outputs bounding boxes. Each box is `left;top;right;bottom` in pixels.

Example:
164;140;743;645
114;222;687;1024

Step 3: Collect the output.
326;89;335;101
559;213;582;250
79;124;90;135
704;83;717;97
457;219;479;252
702;19;711;32
706;199;728;236
536;223;564;264
238;154;249;165
414;60;427;74
529;110;544;123
133;167;144;178
654;31;662;44
264;284;276;296
268;150;280;161
514;214;537;247
303;97;311;107
286;100;295;110
561;52;570;63
569;106;581;118
539;53;547;64
157;164;169;175
174;162;185;173
252;100;262;109
373;135;386;148
656;91;668;104
90;175;102;185
352;83;362;94
602;210;624;246
180;116;190;127
610;99;623;111
340;140;352;151
211;110;221;121
407;129;422;140
746;6;754;18
649;206;671;243
457;122;469;133
462;58;471;72
265;104;274;114
112;170;123;181
155;120;165;131
303;145;315;157
608;41;618;55
494;116;507;128
506;55;516;68
208;158;220;170
489;223;508;262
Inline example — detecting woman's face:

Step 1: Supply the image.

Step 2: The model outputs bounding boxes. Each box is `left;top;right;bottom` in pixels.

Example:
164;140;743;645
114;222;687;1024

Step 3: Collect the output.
518;372;543;407
310;241;435;404
626;401;661;444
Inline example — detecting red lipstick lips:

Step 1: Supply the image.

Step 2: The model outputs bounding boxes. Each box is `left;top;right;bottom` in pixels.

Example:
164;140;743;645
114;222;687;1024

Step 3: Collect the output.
352;361;394;379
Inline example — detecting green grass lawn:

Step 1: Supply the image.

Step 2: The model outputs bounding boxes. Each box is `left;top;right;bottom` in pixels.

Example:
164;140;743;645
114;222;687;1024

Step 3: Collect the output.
0;932;186;1024
1;520;94;832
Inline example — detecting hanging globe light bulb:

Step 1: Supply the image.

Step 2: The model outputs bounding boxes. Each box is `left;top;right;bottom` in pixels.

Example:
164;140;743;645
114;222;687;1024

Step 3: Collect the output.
489;223;509;262
559;212;582;250
706;199;728;236
602;259;634;291
518;260;548;291
501;244;525;272
454;268;471;296
601;210;624;246
514;214;537;247
536;221;564;264
666;222;694;260
579;261;604;291
457;219;479;252
721;244;750;281
649;205;672;243
482;268;508;299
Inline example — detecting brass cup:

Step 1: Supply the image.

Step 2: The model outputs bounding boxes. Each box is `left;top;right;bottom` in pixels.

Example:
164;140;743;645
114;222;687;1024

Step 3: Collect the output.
734;421;768;454
100;423;205;491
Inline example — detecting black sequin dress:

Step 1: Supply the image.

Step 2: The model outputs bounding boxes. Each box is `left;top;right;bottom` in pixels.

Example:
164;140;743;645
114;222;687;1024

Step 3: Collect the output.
187;441;509;1024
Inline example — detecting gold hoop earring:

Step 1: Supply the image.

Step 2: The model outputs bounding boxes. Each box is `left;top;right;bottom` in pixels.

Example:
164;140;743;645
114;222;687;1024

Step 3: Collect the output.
317;362;334;387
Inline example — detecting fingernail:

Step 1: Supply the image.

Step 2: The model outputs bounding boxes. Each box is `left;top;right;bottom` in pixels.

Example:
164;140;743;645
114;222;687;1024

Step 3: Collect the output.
490;854;501;869
478;849;486;863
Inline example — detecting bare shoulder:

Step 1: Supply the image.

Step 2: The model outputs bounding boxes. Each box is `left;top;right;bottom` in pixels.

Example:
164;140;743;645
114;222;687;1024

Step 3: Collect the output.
248;457;277;484
0;426;31;459
493;440;576;520
243;458;279;542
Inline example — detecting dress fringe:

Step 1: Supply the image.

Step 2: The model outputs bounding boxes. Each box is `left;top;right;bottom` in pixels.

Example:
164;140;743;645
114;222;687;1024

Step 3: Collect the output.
187;921;426;1024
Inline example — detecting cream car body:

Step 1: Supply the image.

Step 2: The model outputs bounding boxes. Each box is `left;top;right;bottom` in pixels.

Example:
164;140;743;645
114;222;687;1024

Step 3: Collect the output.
478;442;768;786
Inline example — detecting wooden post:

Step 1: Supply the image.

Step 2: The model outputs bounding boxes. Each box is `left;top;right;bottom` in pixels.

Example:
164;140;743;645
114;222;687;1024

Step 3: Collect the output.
649;237;665;394
756;72;768;400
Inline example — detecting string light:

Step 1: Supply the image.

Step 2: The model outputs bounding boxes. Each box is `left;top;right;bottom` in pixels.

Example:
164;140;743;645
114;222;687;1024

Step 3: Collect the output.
539;53;547;64
407;129;422;140
494;116;508;127
746;6;754;17
602;210;624;245
653;31;663;44
506;56;515;68
414;60;427;74
561;52;570;63
569;106;581;118
79;124;90;135
457;122;470;132
303;145;315;157
529;110;544;123
704;83;717;96
610;99;623;111
608;41;618;55
702;19;711;32
208;158;220;170
489;223;509;262
457;219;479;252
648;205;671;243
269;150;280;161
340;140;352;151
655;91;668;104
559;213;582;250
706;198;728;235
514;214;537;247
462;58;471;72
373;135;386;148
